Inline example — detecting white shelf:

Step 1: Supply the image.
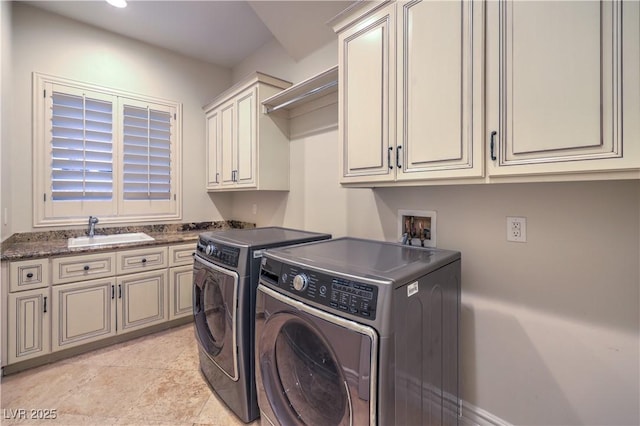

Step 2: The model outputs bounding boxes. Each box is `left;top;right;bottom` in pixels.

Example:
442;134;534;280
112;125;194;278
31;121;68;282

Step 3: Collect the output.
262;65;338;115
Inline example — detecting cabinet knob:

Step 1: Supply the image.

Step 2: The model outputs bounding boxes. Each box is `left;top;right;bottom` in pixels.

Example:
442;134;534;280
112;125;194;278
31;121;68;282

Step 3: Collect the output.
141;258;147;263
83;265;90;271
26;272;34;278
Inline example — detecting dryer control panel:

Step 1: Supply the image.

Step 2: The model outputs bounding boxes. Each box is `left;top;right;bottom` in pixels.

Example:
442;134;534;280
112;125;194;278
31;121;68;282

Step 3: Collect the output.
260;259;378;320
196;238;240;268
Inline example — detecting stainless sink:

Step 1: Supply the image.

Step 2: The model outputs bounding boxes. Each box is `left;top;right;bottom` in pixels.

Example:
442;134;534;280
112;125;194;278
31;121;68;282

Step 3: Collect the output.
68;232;155;248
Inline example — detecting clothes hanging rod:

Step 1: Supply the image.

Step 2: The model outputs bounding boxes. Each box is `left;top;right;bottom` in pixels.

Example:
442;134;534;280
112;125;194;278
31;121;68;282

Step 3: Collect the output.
265;80;337;114
262;65;338;114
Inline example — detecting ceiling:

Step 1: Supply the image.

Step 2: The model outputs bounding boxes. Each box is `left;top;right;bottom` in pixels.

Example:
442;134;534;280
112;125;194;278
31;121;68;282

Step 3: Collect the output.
23;0;355;68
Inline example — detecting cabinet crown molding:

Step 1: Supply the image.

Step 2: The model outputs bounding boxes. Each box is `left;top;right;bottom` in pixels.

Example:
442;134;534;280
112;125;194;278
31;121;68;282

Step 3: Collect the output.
203;72;291;112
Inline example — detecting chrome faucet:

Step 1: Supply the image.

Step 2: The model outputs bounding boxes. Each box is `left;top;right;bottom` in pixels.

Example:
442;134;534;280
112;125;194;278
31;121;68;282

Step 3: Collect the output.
88;216;99;238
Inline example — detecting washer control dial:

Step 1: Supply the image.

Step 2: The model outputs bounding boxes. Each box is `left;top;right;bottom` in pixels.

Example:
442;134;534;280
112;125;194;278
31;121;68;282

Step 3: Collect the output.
292;273;308;291
205;244;216;256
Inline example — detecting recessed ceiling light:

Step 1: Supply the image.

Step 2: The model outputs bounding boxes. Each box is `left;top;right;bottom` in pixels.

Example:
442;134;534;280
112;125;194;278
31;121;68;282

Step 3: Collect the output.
106;0;127;8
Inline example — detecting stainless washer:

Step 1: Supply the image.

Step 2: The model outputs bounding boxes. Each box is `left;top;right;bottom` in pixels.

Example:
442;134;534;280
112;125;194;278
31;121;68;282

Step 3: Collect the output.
193;227;331;423
255;237;461;425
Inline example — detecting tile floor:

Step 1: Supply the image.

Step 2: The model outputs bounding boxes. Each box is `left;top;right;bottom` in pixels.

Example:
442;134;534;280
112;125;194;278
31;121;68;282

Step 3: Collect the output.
0;323;255;426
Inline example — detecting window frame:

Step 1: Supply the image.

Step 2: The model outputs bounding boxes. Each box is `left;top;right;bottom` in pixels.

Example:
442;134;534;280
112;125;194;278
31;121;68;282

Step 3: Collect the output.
33;73;182;227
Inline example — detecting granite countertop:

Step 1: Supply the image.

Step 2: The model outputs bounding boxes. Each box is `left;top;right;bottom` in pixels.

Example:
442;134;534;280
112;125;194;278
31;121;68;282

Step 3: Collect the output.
1;221;255;261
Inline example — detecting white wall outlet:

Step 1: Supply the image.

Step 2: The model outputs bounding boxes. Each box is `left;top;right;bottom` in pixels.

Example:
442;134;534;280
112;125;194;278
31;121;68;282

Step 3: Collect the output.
252;204;258;215
506;216;527;242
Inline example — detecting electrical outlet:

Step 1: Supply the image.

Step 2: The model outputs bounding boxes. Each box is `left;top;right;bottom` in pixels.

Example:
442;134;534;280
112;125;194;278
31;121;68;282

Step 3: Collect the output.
507;216;527;242
252;204;257;215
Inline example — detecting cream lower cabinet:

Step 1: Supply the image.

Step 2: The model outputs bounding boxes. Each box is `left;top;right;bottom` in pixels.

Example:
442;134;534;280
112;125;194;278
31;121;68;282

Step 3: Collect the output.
169;266;193;320
51;278;117;351
4;244;192;367
486;0;640;176
168;243;195;320
204;72;292;191
335;0;484;184
117;270;168;335
50;247;169;351
7;288;51;364
52;272;167;351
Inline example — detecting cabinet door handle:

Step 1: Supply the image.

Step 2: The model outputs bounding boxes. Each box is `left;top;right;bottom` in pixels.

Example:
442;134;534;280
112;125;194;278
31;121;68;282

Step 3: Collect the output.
43;296;47;313
83;265;90;271
396;145;402;169
215;172;219;184
26;272;34;279
141;258;147;264
111;285;115;300
490;131;497;161
118;284;122;299
388;147;393;170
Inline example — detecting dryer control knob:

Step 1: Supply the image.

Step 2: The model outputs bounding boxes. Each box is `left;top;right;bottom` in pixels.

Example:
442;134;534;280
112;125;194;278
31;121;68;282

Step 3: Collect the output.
205;244;216;256
293;274;308;291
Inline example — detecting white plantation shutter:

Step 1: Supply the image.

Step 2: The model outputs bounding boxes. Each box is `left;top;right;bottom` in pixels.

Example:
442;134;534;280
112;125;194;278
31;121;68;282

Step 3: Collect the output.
122;104;172;200
34;74;181;226
50;91;113;201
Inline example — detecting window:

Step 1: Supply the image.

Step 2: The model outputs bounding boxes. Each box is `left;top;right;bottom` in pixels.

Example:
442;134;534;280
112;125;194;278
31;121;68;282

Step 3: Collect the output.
33;73;182;226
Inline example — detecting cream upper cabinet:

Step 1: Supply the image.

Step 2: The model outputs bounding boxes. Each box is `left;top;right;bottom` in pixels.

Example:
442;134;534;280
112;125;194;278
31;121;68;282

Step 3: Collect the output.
397;0;484;180
336;0;484;184
204;73;292;191
206;109;221;188
337;3;395;183
335;0;639;185
486;0;640;177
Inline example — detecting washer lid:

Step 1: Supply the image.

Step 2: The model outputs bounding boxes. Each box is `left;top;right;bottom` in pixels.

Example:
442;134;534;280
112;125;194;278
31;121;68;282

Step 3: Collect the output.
264;237;460;283
199;226;330;249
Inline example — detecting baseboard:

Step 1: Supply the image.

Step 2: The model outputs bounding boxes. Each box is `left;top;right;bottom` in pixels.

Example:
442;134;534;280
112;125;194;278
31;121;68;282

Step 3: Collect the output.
461;400;513;426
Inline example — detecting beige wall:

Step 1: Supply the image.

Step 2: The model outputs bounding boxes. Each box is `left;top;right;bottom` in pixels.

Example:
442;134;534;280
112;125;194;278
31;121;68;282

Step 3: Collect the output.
231;40;640;425
6;3;233;234
1;1;12;241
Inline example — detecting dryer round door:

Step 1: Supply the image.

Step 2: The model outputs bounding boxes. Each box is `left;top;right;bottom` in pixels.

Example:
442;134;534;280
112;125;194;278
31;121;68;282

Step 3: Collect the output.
256;285;378;426
193;256;239;380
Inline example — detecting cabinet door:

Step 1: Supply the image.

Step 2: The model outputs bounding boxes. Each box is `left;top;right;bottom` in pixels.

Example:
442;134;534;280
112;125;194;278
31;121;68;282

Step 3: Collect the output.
117;270;168;335
397;0;484;180
7;288;50;364
169;265;193;320
206;109;221;189
219;100;236;186
487;0;627;175
339;3;396;183
51;279;117;351
235;87;257;188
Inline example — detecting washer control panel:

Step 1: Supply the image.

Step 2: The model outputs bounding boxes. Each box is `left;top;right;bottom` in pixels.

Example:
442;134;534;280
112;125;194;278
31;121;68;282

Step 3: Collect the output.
260;259;378;320
196;238;240;268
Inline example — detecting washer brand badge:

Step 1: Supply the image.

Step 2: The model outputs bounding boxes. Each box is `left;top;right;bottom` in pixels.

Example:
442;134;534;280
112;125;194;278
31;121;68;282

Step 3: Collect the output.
254;250;264;259
407;281;419;297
